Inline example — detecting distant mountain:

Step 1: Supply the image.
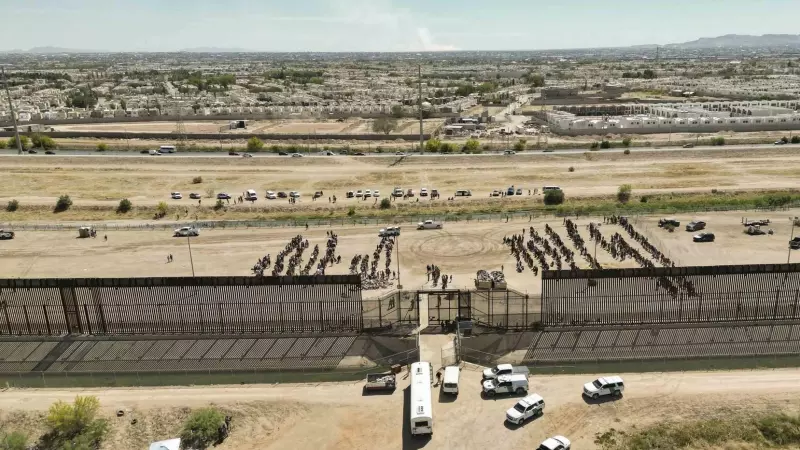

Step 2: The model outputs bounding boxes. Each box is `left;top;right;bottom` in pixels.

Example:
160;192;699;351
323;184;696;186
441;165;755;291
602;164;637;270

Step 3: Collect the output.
178;47;253;53
0;46;104;54
664;34;800;49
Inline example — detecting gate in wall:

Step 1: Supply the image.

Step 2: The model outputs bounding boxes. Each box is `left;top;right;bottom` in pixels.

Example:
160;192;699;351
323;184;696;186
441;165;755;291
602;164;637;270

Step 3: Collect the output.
420;290;471;326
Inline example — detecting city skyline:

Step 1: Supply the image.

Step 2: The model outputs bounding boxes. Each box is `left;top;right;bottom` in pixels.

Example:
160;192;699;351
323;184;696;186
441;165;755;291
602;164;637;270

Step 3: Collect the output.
5;0;800;52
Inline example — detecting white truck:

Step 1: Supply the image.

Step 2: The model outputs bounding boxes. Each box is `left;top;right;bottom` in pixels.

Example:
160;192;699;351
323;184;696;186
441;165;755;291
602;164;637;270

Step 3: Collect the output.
582;376;625;399
379;226;401;237
173;226;199;237
482;373;529;397
483;363;530;380
505;394;545;424
417;220;443;230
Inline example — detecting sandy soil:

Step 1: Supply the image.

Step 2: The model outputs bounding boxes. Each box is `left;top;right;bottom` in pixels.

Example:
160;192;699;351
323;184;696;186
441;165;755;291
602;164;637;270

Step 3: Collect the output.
2;148;800;209
2;368;800;449
1;210;798;296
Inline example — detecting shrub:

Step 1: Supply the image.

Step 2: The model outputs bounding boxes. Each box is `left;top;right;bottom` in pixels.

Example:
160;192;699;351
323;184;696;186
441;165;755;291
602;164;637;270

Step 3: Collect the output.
379;198;391;209
617;184;632;203
213;199;225;211
600;140;611;149
424;138;441;152
43;396;109;449
791;135;800;144
543;189;564;205
156;201;168;218
482;144;490;151
54;195;72;213
347;207;356;217
7;136;30;150
781;136;789;144
439;142;454;153
6;199;18;212
0;431;27;450
622;137;631;147
246;136;264;151
192;176;203;184
513;139;526;152
0;140;6;149
31;133;57;149
568;166;575;172
464;138;480;153
623;148;631;155
711;136;726;146
640;195;649;203
589;141;599;150
116;198;132;214
375;146;383;153
96;142;108;152
711;188;719;194
181;407;227;450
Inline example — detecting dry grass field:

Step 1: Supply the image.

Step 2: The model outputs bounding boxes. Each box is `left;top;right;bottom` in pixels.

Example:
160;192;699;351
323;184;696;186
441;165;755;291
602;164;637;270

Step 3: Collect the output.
2;368;800;449
1;210;797;295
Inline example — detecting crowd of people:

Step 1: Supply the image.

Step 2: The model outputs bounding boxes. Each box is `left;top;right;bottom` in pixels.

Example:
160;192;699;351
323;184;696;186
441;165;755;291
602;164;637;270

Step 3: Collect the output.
503;233;540;274
426;264;453;289
564;219;602;270
348;236;397;290
252;231;342;277
618;217;674;267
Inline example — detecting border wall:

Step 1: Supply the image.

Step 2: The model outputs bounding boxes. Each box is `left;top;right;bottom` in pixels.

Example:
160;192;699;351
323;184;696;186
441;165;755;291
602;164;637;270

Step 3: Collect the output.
0;131;432;142
0;275;362;336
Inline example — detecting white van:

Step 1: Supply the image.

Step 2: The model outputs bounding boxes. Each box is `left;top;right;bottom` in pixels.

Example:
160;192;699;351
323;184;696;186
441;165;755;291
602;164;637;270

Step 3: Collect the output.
159;145;176;153
245;189;257;201
442;366;460;395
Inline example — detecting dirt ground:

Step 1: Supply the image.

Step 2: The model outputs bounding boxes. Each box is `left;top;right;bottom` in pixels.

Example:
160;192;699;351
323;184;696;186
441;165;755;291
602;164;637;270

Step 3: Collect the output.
1;210;798;296
2;367;800;450
2;147;800;209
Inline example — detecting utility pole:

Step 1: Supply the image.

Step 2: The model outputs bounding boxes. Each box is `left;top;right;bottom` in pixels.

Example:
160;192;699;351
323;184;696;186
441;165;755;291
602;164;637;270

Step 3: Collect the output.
789;218;797;264
418;64;424;155
2;67;22;155
396;235;402;289
187;235;196;277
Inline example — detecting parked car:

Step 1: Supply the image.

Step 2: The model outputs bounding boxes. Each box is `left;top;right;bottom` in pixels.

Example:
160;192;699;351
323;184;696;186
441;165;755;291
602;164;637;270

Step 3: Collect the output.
379;227;401;237
505;394;545;425
364;189;372;198
266;191;277;200
693;232;716;243
455;189;472;197
516;188;523;195
538;436;571;450
346;191;354;198
173;226;199;237
658;218;680;227
0;230;15;240
395;151;406;156
289;191;301;198
217;193;231;200
355;190;363;198
686;220;706;231
583;376;625;399
373;189;381;197
491;190;502;197
482;373;529;397
791;237;800;250
417;220;443;230
189;193;201;199
483;364;530;380
392;187;404;197
170;192;183;199
420;188;429;197
277;191;288;198
431;189;439;197
323;151;336;156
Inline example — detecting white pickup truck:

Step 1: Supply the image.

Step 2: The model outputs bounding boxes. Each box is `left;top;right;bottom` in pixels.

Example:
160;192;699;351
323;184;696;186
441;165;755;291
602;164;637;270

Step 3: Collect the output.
417;220;443;230
173;226;199;237
483;363;530;380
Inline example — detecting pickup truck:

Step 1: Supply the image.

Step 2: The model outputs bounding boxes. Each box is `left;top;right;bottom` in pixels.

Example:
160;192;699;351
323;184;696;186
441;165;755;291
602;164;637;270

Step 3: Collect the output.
483;363;530;380
791;237;800;250
364;372;396;392
417;220;443;230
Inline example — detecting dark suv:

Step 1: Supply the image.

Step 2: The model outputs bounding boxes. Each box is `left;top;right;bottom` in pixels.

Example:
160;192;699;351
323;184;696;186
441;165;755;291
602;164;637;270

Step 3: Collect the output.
693;232;715;243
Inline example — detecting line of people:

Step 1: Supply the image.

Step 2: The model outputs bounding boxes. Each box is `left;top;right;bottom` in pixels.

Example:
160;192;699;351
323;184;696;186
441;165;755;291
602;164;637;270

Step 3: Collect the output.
564;219;602;270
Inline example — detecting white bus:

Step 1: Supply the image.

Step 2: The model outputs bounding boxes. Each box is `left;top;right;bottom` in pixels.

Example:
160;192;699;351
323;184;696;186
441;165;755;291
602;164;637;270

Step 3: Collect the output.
159;145;177;153
409;361;433;436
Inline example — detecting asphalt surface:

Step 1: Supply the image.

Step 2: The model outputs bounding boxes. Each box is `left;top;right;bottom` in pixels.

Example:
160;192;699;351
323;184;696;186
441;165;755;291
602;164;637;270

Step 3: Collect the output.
0;142;797;158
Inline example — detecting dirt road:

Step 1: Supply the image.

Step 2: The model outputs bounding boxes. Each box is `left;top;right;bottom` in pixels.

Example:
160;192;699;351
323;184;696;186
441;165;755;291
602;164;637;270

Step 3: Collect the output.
2;367;800;449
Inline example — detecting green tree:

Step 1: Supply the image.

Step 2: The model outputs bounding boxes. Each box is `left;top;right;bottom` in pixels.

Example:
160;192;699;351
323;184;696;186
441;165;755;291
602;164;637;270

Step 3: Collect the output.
54;195;73;213
617;184;632;203
0;431;28;450
600;140;611;149
390;105;405;118
96;142;108;151
117;198;132;214
543;189;564;205
528;73;546;87
120;99;127;110
513;139;527;152
156;201;168;218
31;133;56;149
6;199;18;212
622;137;632;147
372;117;397;135
43;396;109;449
379;198;391;209
246;136;264;151
7;136;30;150
425;138;441;152
464;138;480;153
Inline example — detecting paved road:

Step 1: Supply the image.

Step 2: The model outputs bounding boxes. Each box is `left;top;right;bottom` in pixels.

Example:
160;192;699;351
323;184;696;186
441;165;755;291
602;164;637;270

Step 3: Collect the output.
0;142;796;158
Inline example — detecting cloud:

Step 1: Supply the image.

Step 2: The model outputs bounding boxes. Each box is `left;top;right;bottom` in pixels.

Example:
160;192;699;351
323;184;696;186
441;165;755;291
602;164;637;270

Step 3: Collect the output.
416;28;459;52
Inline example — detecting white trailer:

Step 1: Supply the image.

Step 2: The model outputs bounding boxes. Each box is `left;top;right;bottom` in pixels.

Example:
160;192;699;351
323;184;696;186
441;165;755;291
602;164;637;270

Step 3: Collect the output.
409;361;433;436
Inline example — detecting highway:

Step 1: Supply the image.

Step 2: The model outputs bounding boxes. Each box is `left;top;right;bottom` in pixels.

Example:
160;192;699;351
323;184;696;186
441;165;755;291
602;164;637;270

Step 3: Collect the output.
0;142;796;158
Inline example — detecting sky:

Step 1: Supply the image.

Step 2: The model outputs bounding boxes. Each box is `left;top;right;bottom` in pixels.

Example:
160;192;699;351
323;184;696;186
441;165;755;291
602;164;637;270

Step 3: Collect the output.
6;0;800;52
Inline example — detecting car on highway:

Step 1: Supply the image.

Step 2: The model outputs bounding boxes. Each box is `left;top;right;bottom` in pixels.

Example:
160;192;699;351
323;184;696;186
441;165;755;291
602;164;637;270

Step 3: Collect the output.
538;436;571;450
693;232;716;243
242;152;253;158
420;188;429;197
189;193;201;199
278;151;288;156
228;151;240;156
417;220;443;230
45;150;55;155
266;191;277;200
217;193;231;200
322;151;336;156
583;376;625;399
140;149;150;154
683;143;694;148
379;226;401;237
505;394;545;425
0;230;15;240
353;152;366;156
395;151;406;156
686;220;706;231
291;153;303;158
289;191;301;199
173;226;199;237
27;149;37;154
504;150;516;155
775;140;787;145
149;149;162;155
170;192;183;200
